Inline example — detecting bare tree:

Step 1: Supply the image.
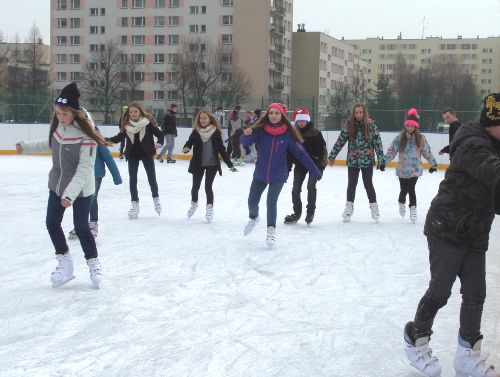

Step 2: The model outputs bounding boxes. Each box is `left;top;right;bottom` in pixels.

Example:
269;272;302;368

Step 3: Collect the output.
207;64;252;108
121;57;144;103
328;83;353;129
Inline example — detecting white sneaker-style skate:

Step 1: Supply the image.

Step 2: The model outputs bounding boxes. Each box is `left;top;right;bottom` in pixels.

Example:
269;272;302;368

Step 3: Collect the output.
410;206;417;223
266;226;276;247
89;221;98;238
244;217;259;236
399;202;406;218
342;201;354;222
370;202;380;221
51;252;75;288
153;197;162;216
86;257;103;287
128;201;139;220
187;201;198;219
454;338;500;377
404;322;442;377
205;204;214;222
68;229;78;240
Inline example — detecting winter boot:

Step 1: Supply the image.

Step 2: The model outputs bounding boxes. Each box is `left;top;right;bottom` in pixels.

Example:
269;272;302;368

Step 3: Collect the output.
399;202;406;218
305;212;315;226
370;202;380;221
156;154;164;163
187;201;198;219
68;229;78;240
266;226;276;247
342;201;354;223
167;157;176;163
86;257;103;287
205;204;214;222
50;252;75;288
89;221;98;238
410;206;417;223
153;197;162;216
454;336;500;377
404;321;442;377
128;201;139;220
284;213;300;224
244;217;259;236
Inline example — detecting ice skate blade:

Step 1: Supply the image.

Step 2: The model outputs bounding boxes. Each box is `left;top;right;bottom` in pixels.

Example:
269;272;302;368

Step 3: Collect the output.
51;275;75;288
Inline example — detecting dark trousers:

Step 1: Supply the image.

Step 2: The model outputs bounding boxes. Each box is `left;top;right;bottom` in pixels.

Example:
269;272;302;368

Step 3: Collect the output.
119;139;125;155
46;190;97;260
346;166;376;203
89;177;102;222
413;237;486;345
128;156;159;202
191;166;218;205
399;177;418;207
248;178;285;227
291;166;318;217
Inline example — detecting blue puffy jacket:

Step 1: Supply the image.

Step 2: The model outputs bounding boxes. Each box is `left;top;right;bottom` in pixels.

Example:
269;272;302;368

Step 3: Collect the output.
95;145;122;184
241;126;322;184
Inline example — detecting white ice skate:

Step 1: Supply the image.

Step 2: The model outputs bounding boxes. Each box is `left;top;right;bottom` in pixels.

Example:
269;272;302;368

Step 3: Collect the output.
404;322;442;377
244;217;259;236
399;202;406;218
51;252;75;288
68;229;78;240
370;202;380;222
153;197;162;216
454;337;500;377
266;226;276;247
128;201;139;220
342;201;354;222
187;201;198;219
86;257;103;287
410;206;417;223
205;204;214;222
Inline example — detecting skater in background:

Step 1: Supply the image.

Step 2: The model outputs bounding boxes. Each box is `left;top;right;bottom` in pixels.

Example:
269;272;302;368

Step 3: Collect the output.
214;106;225;130
106;102;163;220
438;107;462;158
118;106;128;159
182;109;237;222
157;103;178;163
284;107;327;226
380;108;437;223
227;105;241;158
241;103;322;247
403;93;500;377
328;103;384;222
16;82;105;288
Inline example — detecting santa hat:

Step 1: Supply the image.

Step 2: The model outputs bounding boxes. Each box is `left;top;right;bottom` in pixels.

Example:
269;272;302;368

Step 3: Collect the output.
404;108;419;128
55;82;80;110
293;107;311;122
480;92;500;127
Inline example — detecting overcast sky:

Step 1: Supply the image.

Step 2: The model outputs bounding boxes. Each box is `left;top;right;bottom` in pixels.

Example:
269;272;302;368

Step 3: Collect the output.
1;0;499;44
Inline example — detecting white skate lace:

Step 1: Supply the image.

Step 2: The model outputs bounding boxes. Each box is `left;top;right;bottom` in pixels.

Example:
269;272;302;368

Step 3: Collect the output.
416;347;438;366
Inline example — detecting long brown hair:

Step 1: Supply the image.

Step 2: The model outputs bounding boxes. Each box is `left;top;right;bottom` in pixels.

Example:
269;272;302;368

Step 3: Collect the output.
120;101;157;131
251;107;303;143
50;105;106;146
399;127;424;152
346;103;371;140
193;109;222;131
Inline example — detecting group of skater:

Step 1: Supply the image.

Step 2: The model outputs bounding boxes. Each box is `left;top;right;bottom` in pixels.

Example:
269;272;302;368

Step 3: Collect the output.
16;82;500;377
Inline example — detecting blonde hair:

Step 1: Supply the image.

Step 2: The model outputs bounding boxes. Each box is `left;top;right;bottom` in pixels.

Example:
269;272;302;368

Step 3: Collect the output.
193;109;222;131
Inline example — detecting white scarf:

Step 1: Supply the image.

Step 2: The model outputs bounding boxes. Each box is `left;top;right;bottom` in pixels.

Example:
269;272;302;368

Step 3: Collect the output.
196;124;217;142
125;117;149;144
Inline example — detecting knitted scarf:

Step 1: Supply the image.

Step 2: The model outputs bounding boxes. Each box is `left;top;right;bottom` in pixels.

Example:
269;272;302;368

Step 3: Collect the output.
196;124;217;142
264;123;287;135
125;117;149;144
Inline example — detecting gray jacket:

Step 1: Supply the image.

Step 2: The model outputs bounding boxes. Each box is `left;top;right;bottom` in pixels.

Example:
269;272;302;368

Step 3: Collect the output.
21;122;97;201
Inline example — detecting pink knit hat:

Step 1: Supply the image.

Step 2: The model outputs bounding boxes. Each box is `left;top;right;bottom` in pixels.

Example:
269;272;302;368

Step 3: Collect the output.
267;102;286;116
404;108;419;128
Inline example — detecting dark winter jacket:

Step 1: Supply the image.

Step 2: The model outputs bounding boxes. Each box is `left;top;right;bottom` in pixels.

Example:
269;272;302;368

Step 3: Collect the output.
95;145;122;184
440;120;462;156
161;110;177;136
107;123;163;160
424;122;500;253
240;124;322;184
183;129;233;175
289;123;328;172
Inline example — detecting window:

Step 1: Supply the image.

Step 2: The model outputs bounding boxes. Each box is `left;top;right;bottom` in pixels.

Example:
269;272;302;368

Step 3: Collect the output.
132;0;144;8
70;36;80;45
154;72;164;81
90;44;98;52
120;54;128;63
70;54;80;63
121;0;127;8
190;6;199;14
132;91;145;101
90;8;98;15
168;72;176;81
132;54;145;63
154;91;164;100
100;26;105;34
221;34;232;44
132;35;145;45
70;72;80;81
121;35;127;45
90;26;98;34
222;54;232;63
57;18;67;27
57;0;67;10
89;62;97;69
169;0;179;7
222;16;233;25
154;53;165;63
57;72;67;81
155;16;165;26
155;0;165;7
201;6;207;13
70;18;80;28
101;8;105;15
168;35;179;45
121;17;128;27
71;0;80;9
154;35;165;45
222;72;232;82
99;44;105;51
168;53;178;64
132;17;145;27
201;25;206;33
57;54;67;63
222;0;233;6
190;25;198;33
168;16;179;26
167;90;178;100
133;72;144;81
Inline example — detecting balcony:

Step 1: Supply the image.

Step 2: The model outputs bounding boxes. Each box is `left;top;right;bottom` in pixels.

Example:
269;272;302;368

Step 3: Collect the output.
269;62;284;72
270;43;284;54
268;81;284;90
270;5;285;16
270;22;285;35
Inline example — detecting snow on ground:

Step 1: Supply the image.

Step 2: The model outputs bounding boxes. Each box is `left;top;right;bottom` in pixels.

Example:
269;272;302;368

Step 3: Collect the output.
0;155;499;377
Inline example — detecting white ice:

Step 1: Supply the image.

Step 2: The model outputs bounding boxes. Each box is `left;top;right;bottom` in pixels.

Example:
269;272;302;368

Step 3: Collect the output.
0;155;499;377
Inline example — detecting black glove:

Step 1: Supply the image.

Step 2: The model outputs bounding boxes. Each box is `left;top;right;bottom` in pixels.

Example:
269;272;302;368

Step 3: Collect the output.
378;163;385;172
429;167;437;173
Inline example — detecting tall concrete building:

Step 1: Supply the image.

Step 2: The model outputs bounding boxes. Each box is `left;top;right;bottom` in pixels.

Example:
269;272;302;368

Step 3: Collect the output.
345;36;500;96
50;0;293;119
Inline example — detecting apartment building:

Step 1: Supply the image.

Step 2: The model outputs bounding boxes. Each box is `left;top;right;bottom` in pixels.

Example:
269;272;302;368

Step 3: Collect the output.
345;36;500;96
291;30;367;122
50;0;293;119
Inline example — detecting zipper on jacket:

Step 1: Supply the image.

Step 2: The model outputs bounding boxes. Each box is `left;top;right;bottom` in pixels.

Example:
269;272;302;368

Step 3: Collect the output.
266;135;276;183
55;126;64;195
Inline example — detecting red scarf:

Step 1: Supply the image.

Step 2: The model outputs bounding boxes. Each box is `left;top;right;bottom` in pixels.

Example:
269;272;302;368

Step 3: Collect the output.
264;123;287;135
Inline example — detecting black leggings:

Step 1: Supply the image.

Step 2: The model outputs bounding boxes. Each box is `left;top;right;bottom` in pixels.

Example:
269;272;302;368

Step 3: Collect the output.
191;166;218;205
399;177;418;207
347;166;376;203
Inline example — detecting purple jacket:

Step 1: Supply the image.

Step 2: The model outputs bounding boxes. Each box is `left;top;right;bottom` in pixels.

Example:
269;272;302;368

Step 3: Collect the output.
241;126;322;183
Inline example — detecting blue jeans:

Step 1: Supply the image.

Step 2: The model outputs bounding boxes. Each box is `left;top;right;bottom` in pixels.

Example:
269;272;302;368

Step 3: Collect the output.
247;178;284;227
128;156;159;202
89;178;102;222
46;190;97;260
159;134;175;158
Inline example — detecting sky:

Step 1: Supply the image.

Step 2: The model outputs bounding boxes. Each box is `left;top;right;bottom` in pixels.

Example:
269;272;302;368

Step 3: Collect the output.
1;0;500;44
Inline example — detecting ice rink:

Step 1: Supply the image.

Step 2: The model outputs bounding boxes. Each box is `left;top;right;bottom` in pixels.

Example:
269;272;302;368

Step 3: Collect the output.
0;155;499;377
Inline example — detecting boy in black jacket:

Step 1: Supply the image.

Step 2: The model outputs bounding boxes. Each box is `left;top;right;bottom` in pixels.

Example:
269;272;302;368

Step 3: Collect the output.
284;107;327;225
403;94;500;377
